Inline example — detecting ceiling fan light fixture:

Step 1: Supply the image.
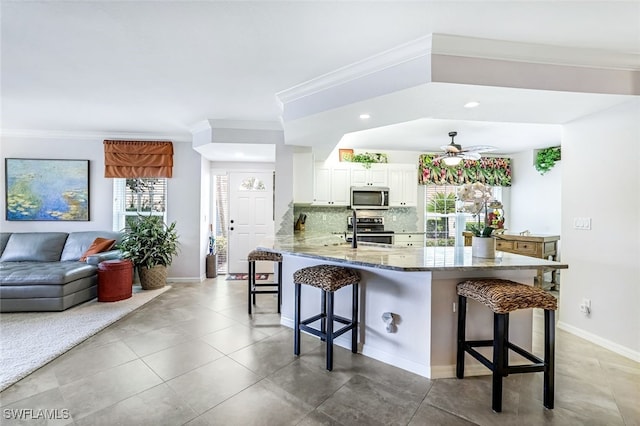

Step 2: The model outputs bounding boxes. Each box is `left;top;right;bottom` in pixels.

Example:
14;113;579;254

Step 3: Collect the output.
442;156;463;166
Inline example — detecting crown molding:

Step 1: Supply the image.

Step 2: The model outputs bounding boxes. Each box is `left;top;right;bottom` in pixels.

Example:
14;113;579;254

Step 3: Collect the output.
431;33;640;71
0;128;192;142
276;35;434;104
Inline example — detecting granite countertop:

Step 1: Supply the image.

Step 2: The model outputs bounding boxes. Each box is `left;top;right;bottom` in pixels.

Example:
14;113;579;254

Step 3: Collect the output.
258;233;569;272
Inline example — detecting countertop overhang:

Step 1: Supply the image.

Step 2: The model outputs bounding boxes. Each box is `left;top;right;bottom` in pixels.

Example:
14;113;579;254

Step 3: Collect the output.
258;234;568;272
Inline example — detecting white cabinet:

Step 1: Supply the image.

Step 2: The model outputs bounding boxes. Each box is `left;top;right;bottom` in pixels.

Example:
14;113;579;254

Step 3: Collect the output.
313;163;351;206
293;152;314;204
388;164;418;207
394;233;425;247
350;164;388;187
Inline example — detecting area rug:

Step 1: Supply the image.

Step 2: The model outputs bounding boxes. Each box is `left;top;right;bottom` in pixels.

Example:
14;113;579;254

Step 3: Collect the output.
226;273;272;281
0;285;170;392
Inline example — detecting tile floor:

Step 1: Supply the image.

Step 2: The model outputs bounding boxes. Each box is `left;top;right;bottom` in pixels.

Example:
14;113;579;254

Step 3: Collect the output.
1;277;638;425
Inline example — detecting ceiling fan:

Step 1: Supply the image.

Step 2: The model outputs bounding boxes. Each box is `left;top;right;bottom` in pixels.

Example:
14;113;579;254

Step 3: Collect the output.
434;131;496;166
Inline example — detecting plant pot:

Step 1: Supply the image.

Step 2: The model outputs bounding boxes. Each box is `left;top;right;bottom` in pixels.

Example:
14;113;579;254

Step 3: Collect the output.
138;265;167;289
472;236;495;258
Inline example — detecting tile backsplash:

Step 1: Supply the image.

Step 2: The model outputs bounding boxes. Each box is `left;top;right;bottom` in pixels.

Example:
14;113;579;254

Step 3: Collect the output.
293;205;419;233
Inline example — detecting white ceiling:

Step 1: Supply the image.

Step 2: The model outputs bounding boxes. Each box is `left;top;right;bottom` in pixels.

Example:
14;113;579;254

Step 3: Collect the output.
2;1;639;161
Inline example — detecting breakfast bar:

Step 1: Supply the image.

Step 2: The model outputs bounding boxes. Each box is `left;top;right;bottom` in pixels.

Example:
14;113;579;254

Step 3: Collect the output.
258;234;568;379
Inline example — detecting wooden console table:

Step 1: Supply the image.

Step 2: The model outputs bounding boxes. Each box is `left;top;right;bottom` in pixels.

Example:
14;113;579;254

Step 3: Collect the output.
464;232;561;289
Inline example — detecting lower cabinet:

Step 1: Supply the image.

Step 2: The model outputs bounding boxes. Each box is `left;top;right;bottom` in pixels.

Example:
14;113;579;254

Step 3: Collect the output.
394;233;425;247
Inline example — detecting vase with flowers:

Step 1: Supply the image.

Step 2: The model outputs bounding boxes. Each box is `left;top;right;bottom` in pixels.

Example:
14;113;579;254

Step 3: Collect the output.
457;182;503;258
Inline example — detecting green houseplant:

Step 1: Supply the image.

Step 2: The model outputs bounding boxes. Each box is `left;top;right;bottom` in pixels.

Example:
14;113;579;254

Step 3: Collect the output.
535;146;561;175
350;152;388;169
118;215;179;289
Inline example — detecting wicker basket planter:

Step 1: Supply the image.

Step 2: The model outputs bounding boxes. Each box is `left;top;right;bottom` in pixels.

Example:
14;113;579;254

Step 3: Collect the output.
138;265;167;290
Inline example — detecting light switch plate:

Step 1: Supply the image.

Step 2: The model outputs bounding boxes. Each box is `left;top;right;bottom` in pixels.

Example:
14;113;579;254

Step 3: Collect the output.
573;217;592;230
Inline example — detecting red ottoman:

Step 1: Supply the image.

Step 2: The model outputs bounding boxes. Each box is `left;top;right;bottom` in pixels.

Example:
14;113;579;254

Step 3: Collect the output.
98;259;133;302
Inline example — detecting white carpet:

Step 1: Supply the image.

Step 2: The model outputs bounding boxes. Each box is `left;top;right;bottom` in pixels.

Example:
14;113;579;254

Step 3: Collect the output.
0;285;170;392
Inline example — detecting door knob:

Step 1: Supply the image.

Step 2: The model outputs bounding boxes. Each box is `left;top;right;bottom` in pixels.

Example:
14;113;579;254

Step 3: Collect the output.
230;227;234;231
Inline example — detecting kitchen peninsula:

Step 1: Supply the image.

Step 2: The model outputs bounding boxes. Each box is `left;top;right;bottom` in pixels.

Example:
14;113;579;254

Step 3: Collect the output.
258;234;568;379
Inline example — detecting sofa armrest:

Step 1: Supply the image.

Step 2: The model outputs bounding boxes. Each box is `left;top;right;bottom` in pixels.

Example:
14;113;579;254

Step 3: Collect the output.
85;250;123;265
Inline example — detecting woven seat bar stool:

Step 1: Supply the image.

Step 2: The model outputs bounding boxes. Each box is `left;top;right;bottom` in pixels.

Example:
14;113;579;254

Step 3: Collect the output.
456;278;558;413
247;250;283;315
293;265;360;371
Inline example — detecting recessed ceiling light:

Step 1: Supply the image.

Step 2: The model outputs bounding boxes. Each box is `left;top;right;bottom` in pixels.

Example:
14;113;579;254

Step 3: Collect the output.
464;101;480;109
235;152;244;158
359;114;370;119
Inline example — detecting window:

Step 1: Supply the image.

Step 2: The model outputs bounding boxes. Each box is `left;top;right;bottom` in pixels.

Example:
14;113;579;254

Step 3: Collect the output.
113;178;167;231
424;185;502;246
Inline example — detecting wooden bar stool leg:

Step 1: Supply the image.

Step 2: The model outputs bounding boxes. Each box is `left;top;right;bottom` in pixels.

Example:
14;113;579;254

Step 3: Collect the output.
492;313;507;413
351;283;358;353
326;290;334;371
294;283;301;356
544;309;555;409
456;295;467;379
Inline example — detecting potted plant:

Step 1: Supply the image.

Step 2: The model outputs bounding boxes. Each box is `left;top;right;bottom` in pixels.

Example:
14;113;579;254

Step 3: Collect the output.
458;182;498;258
534;146;561;175
350;152;388;169
118;215;179;289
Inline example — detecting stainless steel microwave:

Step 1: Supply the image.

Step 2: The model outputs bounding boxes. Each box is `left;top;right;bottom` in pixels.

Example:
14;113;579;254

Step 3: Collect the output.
350;186;390;210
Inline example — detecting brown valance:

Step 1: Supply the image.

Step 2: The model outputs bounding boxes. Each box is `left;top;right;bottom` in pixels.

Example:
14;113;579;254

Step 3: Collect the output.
104;140;173;178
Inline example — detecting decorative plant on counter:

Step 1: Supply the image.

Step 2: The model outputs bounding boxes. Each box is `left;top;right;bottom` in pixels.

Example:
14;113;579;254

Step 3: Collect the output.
349;152;388;169
457;182;500;237
118;214;179;289
535;146;561;175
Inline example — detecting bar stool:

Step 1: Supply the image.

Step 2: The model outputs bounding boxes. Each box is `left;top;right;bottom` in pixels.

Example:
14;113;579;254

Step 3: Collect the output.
456;278;557;412
293;264;360;371
247;250;282;315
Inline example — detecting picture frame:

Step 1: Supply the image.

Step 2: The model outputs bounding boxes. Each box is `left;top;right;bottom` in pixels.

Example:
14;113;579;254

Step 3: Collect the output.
339;149;354;162
5;158;90;221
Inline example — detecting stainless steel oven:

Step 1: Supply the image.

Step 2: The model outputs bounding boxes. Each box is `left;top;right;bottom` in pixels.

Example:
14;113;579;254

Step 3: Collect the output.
346;216;394;245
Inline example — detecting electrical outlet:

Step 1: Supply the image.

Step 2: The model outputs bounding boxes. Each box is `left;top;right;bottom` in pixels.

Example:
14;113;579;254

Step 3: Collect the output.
579;298;591;315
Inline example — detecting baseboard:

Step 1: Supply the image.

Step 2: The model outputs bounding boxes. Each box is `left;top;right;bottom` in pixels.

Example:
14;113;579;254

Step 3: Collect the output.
280;316;431;378
557;321;640;363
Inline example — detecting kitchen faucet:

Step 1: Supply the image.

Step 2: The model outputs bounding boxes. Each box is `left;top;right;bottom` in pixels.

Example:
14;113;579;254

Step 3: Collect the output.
351;209;357;248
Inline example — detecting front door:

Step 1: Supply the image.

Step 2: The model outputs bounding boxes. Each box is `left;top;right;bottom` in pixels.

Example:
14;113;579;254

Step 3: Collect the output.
227;171;274;274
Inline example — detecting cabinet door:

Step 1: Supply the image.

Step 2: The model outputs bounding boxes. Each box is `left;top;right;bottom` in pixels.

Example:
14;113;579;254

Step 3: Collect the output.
388;165;417;207
369;165;388;186
293;152;313;203
313;166;332;205
401;167;418;207
331;166;351;205
388;168;404;206
350;167;369;187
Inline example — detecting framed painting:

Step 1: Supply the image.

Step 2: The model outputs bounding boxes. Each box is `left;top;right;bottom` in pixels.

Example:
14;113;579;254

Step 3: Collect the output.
5;158;90;221
339;149;354;162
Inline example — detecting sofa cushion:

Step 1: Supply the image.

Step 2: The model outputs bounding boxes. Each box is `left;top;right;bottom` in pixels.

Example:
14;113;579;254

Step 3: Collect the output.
0;233;68;262
0;233;10;257
0;261;97;298
79;238;116;261
60;231;122;261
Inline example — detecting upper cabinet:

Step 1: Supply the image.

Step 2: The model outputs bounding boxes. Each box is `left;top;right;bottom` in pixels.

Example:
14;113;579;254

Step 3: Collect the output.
313;163;351;206
350;164;388;187
293;152;314;204
388;164;418;207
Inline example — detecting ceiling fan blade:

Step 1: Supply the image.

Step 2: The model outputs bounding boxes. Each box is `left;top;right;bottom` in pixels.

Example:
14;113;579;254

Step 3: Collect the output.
440;144;462;153
460;145;497;153
461;152;481;160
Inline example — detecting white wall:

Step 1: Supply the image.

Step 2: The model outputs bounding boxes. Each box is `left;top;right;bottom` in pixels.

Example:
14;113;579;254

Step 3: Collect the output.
509;150;562;237
559;99;640;360
1;136;204;281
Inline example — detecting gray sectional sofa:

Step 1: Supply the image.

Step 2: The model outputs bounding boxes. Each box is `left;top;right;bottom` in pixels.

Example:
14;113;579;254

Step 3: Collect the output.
0;231;122;312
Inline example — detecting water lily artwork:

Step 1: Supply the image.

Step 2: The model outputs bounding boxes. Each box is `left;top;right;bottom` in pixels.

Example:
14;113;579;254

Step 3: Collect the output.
5;158;90;221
